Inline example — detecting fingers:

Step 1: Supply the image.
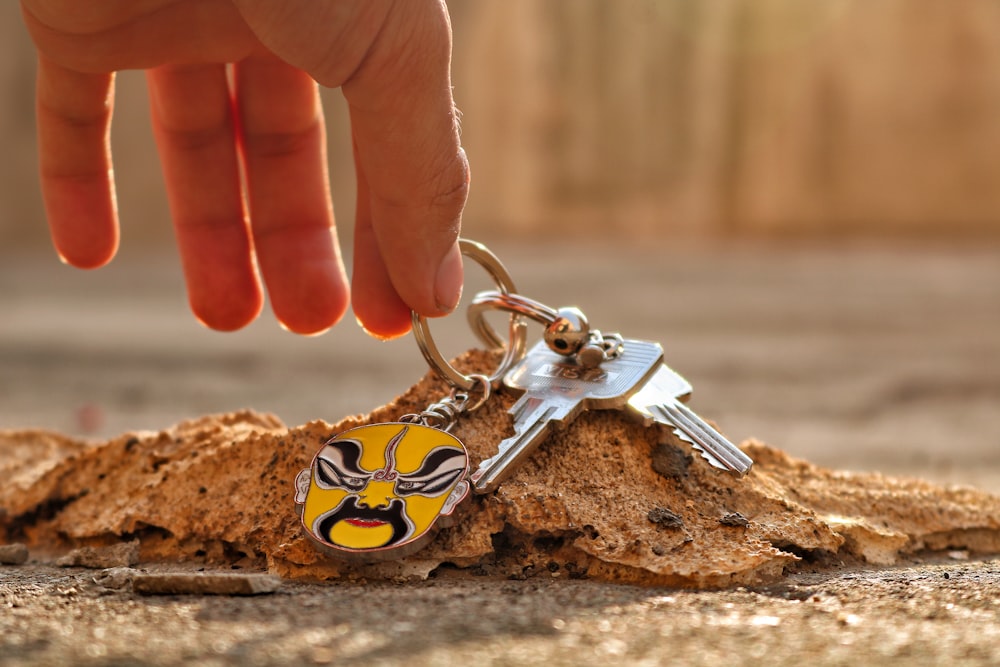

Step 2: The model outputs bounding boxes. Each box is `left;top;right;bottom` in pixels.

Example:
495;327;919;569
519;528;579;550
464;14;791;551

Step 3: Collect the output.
35;56;118;268
234;0;469;319
351;143;412;339
146;63;263;331
234;55;350;335
342;1;469;318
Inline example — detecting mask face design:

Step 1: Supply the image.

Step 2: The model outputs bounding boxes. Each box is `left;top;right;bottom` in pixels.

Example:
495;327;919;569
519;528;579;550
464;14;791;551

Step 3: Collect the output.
294;423;471;560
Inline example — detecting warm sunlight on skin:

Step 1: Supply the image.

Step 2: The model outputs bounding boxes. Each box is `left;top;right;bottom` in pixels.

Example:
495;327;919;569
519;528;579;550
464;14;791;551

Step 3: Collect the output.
19;0;469;337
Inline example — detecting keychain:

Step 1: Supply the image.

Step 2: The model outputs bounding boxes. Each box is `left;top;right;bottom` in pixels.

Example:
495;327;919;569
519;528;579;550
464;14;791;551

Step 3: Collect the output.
294;240;527;562
294;239;752;562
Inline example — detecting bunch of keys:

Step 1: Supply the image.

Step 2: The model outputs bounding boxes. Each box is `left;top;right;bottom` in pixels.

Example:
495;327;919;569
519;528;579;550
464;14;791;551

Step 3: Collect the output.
465;291;754;493
294;240;753;562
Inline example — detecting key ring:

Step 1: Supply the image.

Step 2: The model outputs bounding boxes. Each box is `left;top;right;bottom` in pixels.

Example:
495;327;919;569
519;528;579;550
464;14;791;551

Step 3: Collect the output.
467;291;562;349
412;240;527;391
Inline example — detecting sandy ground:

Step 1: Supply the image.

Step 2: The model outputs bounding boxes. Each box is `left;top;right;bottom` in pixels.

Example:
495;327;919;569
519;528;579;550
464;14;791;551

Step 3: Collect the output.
2;239;999;664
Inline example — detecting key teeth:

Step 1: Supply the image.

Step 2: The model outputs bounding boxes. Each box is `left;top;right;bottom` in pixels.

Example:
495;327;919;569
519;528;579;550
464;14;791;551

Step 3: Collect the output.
671;426;695;446
666;425;751;477
691;444;737;475
660;403;753;478
670;424;730;471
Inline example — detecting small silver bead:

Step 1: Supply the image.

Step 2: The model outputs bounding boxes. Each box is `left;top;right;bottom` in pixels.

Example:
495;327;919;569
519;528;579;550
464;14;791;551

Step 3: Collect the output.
543;307;590;356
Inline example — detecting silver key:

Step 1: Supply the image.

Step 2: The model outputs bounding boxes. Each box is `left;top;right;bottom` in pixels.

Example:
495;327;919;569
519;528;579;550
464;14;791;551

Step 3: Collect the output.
471;338;662;494
628;364;753;477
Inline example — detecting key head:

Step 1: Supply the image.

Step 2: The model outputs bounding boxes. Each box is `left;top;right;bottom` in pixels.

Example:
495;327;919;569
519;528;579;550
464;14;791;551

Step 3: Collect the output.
504;338;663;409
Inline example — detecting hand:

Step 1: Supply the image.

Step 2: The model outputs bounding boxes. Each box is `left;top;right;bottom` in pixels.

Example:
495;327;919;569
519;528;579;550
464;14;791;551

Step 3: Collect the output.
20;0;469;337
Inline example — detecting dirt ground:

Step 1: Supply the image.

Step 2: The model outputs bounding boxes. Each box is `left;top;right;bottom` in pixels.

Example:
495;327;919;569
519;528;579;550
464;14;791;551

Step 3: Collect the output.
2;239;999;665
2;557;998;667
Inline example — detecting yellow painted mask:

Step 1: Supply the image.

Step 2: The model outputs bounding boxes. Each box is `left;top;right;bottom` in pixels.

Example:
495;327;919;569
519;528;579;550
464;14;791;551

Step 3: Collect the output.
294;423;470;560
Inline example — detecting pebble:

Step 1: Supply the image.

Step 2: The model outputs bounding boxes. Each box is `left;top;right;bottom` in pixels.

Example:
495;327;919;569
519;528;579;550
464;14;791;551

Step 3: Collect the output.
93;567;139;590
648;507;684;529
56;540;140;569
719;512;751;528
0;543;29;565
132;572;282;596
650;443;691;479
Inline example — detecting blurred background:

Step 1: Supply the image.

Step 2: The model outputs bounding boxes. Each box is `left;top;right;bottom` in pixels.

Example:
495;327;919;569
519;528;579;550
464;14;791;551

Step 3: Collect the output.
6;0;1000;245
1;1;998;488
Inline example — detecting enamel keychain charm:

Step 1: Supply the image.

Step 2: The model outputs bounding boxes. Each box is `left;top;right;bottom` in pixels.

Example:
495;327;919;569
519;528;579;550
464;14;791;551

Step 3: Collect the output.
294;422;470;560
294;240;527;562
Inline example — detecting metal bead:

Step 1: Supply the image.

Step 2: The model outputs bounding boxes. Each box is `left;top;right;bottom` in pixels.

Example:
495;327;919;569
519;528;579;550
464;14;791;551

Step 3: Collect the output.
576;343;606;369
543;307;590;356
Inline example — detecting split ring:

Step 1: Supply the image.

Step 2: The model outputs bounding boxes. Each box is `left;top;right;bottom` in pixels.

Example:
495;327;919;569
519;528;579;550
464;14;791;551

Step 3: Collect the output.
412;240;527;391
467;291;560;349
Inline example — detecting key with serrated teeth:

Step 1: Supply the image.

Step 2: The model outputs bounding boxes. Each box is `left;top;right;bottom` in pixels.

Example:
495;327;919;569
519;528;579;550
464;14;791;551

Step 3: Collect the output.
627;364;753;477
471;338;663;494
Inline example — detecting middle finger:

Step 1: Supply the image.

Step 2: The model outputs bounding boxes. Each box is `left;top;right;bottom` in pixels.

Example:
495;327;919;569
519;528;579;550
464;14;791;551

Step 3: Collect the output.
147;62;263;331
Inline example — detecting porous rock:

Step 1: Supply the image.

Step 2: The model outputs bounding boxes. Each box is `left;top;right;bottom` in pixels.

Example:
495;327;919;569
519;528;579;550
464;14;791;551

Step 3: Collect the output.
1;351;999;588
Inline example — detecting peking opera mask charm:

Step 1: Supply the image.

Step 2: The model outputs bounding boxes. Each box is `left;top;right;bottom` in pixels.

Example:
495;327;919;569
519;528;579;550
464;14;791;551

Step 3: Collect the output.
295;423;472;561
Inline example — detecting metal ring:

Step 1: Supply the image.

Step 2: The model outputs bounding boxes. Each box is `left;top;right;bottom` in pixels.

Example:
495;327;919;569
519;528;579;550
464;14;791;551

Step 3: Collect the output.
467;290;559;349
412;240;527;391
455;373;492;413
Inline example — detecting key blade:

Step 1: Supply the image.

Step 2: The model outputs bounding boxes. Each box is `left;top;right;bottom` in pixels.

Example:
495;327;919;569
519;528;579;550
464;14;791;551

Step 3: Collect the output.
471;394;573;494
652;401;753;477
627;365;692;426
507;394;544;431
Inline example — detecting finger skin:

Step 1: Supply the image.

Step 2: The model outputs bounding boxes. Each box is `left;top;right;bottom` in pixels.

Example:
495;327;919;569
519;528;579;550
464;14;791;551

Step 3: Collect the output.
24;0;468;336
351;140;412;339
146;63;263;331
21;1;257;73
343;0;469;318
234;0;469;321
235;54;349;335
35;56;119;268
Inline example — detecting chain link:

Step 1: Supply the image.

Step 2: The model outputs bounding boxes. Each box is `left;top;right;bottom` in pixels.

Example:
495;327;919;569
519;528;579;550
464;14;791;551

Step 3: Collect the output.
399;374;491;432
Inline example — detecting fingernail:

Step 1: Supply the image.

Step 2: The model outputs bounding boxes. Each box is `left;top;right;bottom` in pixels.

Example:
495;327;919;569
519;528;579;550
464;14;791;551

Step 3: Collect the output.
434;242;463;313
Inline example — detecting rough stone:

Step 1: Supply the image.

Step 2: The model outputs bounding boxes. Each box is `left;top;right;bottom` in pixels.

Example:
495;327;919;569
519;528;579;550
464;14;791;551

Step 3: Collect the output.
55;540;140;569
92;567;138;590
648;507;685;529
719;512;750;528
0;542;29;565
1;350;999;588
132;572;281;596
650;442;691;479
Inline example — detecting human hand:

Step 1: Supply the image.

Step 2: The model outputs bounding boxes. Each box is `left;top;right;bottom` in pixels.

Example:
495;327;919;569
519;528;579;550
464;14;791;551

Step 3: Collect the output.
20;0;468;337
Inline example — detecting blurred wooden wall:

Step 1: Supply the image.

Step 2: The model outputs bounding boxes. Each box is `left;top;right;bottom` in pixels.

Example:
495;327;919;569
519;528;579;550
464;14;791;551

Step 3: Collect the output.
451;0;1000;238
3;0;1000;250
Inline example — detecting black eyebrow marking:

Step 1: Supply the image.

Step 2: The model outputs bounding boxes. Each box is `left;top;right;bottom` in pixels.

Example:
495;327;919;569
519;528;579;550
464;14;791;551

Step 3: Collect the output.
315;439;367;488
409;447;466;477
396;447;467;496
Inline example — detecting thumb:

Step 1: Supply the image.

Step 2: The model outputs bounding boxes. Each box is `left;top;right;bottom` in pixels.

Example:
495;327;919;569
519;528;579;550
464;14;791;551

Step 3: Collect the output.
343;1;469;316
